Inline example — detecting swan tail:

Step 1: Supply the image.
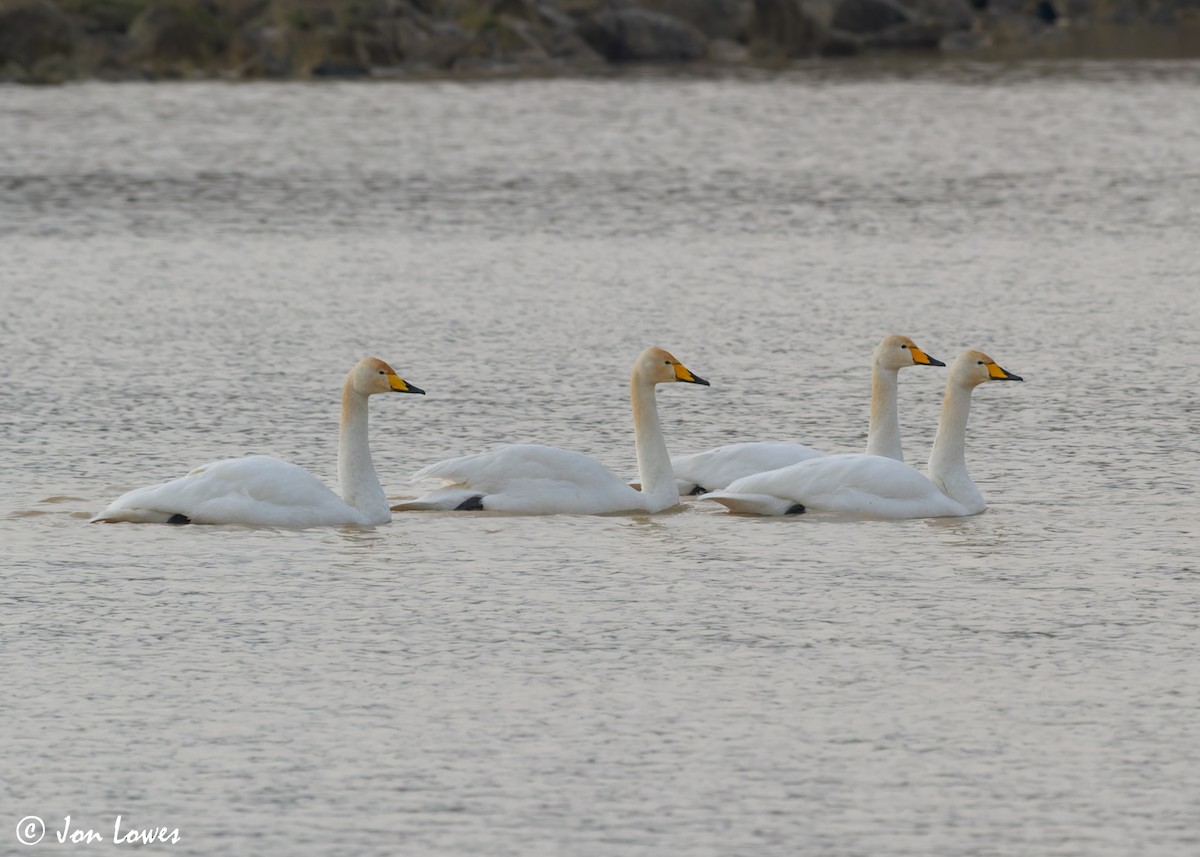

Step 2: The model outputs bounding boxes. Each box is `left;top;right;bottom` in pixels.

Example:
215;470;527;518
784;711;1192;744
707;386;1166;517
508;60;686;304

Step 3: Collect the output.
700;491;802;516
392;487;484;512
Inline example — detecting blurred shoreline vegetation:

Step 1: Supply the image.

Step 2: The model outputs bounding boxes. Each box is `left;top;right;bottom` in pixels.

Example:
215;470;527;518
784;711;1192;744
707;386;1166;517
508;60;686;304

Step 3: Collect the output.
1;0;1199;82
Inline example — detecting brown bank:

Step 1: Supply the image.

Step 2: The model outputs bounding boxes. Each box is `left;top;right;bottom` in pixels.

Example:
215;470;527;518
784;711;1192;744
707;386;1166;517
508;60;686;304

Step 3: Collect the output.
1;0;1199;83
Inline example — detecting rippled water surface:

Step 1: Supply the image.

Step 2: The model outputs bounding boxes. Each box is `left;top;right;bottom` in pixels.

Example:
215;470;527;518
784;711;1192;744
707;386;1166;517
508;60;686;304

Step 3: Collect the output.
2;65;1199;855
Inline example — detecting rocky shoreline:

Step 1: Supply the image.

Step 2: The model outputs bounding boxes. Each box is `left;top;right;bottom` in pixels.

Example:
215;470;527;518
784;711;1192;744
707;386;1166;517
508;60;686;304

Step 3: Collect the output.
2;0;1199;83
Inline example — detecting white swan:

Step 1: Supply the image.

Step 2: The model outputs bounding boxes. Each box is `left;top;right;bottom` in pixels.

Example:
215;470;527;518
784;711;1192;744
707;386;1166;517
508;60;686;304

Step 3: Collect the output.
90;358;425;527
669;334;944;494
394;347;709;515
701;350;1022;518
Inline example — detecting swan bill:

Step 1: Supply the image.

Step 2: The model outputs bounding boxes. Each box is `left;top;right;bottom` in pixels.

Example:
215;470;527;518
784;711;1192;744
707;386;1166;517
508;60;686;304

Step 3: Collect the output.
986;363;1023;381
910;347;945;367
674;364;710;386
389;375;425;394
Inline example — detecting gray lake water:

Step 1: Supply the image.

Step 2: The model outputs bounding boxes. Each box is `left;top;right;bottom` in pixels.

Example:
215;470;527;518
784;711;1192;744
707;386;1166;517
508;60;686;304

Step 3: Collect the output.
2;63;1199;855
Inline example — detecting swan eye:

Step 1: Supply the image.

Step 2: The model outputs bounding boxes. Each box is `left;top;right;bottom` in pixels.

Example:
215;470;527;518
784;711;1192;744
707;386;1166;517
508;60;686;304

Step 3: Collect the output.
664;360;671;365
900;344;908;349
378;370;386;375
977;361;984;365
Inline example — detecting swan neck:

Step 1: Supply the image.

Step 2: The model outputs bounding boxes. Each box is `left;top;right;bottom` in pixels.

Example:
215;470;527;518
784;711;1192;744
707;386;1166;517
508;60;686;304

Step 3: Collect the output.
338;380;389;524
630;375;677;513
927;378;982;510
866;364;903;461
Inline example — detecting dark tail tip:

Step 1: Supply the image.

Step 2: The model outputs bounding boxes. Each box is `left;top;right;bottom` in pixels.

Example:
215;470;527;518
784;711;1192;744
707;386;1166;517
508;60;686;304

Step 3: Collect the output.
785;504;806;516
167;513;191;525
688;484;707;496
454;495;485;511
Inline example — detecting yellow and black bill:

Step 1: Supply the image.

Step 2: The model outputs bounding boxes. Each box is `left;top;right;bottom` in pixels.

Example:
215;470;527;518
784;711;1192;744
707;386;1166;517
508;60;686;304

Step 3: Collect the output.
674;364;710;386
987;363;1023;382
389;375;426;394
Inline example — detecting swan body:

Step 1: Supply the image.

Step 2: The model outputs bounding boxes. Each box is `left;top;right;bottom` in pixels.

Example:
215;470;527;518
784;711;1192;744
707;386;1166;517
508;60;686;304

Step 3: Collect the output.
91;456;375;527
668;441;823;495
702;350;1022;519
91;358;424;527
669;335;943;494
395;347;709;515
406;444;653;515
702;454;973;518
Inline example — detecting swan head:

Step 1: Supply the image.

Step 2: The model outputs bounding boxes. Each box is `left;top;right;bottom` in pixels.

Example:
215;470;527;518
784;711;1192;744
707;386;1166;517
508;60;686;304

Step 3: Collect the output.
636;347;710;387
348;357;425;396
952;350;1023;387
875;334;945;370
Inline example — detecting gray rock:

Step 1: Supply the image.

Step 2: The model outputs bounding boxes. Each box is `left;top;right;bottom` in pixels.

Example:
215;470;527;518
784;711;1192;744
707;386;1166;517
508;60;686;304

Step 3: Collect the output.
537;1;581;30
904;0;975;30
383;18;473;68
540;26;605;60
66;0;143;35
638;0;752;40
233;24;295;77
526;0;606;59
128;4;226;64
455;14;553;65
832;0;910;33
0;0;78;69
578;6;707;60
751;0;834;55
980;0;1030;12
355;26;402;66
491;0;538;19
69;29;133;78
708;34;751;57
819;27;861;51
863;18;949;45
310;56;371;76
829;0;974;45
940;28;990;49
500;15;555;57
